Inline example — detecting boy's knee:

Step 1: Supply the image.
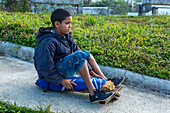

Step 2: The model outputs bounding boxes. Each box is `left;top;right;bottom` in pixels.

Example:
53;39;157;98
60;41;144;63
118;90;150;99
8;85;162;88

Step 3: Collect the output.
90;54;93;59
75;51;87;58
73;51;90;62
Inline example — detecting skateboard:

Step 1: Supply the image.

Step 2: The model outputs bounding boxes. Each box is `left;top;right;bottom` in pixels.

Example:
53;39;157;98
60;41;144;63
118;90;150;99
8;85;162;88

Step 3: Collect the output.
99;85;123;104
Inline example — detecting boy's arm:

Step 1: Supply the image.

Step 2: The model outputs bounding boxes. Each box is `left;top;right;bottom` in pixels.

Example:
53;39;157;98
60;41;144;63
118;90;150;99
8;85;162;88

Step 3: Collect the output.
71;40;81;52
35;40;63;86
61;79;77;90
90;70;107;80
68;33;81;52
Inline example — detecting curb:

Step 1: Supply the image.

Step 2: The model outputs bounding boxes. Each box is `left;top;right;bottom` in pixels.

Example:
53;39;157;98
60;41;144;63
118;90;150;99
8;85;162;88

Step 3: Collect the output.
0;41;170;94
0;42;34;63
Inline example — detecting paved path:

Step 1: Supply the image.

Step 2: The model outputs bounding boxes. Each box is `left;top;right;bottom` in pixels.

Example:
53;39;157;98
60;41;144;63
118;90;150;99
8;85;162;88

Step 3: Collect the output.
0;56;169;113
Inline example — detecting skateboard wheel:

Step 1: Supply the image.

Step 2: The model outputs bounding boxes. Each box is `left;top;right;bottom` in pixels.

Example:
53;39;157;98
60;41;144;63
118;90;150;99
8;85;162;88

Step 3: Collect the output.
111;96;119;102
43;89;48;92
99;101;106;104
114;96;119;100
115;93;120;97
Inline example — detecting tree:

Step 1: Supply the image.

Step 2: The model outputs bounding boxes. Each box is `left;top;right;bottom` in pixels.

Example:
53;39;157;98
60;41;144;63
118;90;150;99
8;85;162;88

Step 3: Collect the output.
88;0;91;6
131;0;151;13
1;0;29;12
111;0;130;15
90;0;114;7
83;0;92;7
90;0;130;15
131;0;141;12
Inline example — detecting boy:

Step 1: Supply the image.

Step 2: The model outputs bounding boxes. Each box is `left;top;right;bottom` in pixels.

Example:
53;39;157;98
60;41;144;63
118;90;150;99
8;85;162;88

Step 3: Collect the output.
34;8;124;103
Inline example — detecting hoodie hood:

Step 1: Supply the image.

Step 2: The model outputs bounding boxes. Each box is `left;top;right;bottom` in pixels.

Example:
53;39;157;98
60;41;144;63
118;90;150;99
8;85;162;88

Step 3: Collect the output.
36;27;70;43
36;27;56;43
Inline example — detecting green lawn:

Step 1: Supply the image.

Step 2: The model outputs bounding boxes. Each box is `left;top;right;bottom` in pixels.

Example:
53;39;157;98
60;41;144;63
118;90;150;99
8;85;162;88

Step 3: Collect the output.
0;11;169;80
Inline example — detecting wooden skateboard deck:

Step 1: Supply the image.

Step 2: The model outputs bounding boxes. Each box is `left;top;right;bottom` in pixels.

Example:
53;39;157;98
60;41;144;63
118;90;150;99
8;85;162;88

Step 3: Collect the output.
99;85;123;104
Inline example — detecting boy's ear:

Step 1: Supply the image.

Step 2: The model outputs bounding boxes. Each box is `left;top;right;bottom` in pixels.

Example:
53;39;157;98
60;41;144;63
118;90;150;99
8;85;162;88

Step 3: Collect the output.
54;21;60;28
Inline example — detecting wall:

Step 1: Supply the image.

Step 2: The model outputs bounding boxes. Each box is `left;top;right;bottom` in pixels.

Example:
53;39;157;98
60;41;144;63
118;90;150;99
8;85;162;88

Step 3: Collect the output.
30;0;83;14
142;0;170;5
83;7;112;15
30;0;83;5
30;4;78;14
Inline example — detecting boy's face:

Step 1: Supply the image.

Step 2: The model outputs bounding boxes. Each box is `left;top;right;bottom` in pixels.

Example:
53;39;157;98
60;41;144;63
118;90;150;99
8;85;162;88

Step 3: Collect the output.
54;16;72;36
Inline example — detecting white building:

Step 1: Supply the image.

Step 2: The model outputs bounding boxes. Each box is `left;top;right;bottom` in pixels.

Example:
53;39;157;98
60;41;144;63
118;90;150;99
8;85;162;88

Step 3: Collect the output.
128;4;170;16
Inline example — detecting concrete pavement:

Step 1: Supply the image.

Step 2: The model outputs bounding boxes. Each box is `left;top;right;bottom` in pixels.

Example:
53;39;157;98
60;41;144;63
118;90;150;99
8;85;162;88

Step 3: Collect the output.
0;56;170;113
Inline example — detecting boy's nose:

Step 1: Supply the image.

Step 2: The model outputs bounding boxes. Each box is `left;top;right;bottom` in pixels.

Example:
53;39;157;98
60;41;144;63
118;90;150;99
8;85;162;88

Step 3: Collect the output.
69;24;72;28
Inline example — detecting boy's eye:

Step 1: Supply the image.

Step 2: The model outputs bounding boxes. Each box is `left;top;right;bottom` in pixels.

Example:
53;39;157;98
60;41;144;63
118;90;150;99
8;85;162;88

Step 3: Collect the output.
66;22;71;24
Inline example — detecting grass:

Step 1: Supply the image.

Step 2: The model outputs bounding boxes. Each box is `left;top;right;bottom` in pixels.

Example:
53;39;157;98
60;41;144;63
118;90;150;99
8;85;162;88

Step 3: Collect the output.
0;100;52;113
0;12;169;80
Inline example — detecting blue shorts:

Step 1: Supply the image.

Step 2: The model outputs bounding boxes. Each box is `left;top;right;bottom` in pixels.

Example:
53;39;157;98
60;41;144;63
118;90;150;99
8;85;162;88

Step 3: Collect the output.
55;51;90;78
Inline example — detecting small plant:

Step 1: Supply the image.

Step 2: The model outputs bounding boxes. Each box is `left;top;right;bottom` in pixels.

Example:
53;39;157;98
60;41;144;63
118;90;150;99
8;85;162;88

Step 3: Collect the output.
0;100;52;113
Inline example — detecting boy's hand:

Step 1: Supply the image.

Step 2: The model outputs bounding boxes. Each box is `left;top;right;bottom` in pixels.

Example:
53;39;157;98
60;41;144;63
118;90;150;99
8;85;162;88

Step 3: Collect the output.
90;70;107;81
61;79;77;90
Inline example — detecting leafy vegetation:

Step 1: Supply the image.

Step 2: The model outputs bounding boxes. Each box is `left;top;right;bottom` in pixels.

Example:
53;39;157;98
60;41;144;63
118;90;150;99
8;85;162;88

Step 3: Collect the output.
84;0;142;14
0;100;51;113
90;0;130;15
0;0;30;12
0;11;169;80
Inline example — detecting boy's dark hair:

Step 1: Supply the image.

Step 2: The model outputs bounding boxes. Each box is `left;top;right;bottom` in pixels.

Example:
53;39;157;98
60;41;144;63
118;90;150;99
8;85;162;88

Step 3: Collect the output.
51;8;71;27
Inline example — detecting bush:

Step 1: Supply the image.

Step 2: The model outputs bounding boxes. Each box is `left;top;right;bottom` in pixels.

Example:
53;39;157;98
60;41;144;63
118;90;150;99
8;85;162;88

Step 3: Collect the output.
0;0;30;12
0;100;51;113
0;11;169;80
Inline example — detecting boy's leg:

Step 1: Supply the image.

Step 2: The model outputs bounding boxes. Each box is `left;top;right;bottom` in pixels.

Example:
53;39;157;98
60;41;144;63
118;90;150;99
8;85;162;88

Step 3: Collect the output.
89;54;125;86
79;59;116;103
56;51;115;103
55;51;96;95
79;60;95;96
89;54;107;80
